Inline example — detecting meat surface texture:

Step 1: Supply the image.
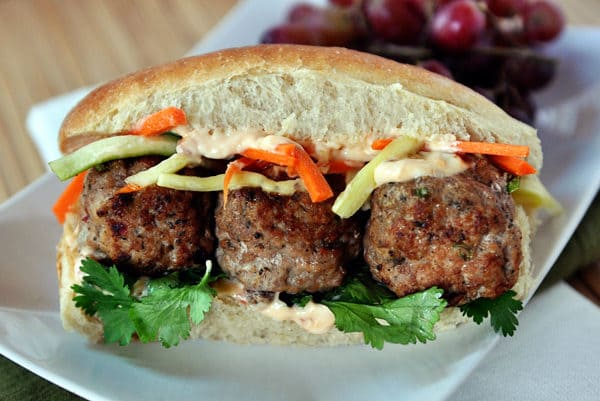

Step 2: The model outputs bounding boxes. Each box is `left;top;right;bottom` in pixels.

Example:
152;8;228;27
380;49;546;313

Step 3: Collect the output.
79;157;215;276
215;177;362;294
364;157;522;305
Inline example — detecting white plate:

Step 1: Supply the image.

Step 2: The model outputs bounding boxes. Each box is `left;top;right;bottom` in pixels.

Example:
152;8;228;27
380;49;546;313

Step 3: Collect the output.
4;0;600;399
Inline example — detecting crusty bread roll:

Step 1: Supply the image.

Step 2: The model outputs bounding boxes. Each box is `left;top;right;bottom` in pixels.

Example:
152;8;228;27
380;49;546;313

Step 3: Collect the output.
59;45;540;170
55;44;538;346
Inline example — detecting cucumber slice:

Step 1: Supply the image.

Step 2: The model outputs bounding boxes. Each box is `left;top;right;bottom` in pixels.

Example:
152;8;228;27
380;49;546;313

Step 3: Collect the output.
125;153;193;188
157;173;225;192
49;135;178;181
332;136;421;218
512;175;562;215
157;171;303;196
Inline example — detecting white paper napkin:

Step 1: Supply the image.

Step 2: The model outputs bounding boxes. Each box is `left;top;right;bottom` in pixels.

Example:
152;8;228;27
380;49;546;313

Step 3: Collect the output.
449;282;600;401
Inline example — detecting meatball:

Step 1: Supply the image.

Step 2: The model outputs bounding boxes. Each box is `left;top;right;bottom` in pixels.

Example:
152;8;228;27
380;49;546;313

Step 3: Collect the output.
364;157;522;305
79;156;215;276
215;177;362;294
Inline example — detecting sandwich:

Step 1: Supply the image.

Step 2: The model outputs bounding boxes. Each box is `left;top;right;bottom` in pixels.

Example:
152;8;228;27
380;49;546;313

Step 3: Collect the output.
48;44;558;349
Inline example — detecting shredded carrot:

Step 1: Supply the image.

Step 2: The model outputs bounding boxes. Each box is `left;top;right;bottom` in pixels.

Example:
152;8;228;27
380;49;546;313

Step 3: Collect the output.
322;160;364;174
130;107;187;136
240;147;296;167
454;141;529;158
371;138;394;150
52;171;88;224
374;138;530;159
115;183;142;194
239;143;333;202
283;144;334;202
223;157;255;206
489;155;537;176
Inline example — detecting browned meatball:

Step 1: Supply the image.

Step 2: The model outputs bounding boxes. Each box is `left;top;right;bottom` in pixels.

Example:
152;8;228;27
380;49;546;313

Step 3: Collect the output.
79;157;215;276
215;177;362;294
364;157;522;305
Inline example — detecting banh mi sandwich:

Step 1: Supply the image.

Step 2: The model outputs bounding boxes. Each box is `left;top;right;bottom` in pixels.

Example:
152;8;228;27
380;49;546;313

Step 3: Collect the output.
49;44;559;349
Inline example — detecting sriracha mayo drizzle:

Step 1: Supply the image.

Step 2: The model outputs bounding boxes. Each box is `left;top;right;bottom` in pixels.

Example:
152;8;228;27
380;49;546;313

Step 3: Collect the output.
174;127;294;160
373;151;469;186
261;295;335;334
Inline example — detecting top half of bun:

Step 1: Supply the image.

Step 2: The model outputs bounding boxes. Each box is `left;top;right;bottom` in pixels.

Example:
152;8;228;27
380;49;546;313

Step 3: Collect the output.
59;44;541;169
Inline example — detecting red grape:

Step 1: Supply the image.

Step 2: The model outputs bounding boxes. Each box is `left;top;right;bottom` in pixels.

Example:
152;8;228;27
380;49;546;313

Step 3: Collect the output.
486;0;526;17
363;0;427;45
261;24;322;45
329;0;360;7
430;0;486;52
501;86;535;124
262;7;363;47
287;3;322;23
521;0;565;43
419;59;453;79
504;55;556;90
435;0;459;7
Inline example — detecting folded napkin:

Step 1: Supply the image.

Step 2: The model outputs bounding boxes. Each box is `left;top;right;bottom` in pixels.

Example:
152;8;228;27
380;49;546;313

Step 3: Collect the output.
449;281;600;401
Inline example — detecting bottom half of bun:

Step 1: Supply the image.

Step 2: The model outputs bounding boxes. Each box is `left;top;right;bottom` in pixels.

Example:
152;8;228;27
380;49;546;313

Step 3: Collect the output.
56;206;534;347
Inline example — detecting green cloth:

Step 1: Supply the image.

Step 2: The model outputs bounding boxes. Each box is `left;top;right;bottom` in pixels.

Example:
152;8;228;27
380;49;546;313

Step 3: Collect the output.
0;357;83;401
1;194;599;400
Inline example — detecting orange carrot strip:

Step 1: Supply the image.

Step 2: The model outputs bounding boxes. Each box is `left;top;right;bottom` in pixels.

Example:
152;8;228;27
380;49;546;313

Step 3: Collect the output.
52;171;88;224
240;147;296;167
284;144;334;203
223;163;241;206
115;183;142;194
273;143;299;177
223;157;255;205
489;155;537;176
371;138;393;150
454;141;529;158
323;160;364;174
130;107;187;136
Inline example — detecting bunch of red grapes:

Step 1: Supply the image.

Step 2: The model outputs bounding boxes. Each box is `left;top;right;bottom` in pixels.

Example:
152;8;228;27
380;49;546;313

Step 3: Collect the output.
261;0;566;125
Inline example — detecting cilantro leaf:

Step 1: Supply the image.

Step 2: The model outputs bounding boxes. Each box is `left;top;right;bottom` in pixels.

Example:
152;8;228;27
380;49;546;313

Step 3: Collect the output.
507;177;521;193
323;287;447;349
71;258;216;347
130;266;215;347
71;258;136;345
326;271;395;305
460;290;523;336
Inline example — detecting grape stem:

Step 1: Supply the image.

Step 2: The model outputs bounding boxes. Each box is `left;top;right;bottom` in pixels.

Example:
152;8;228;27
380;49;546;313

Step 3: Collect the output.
363;42;556;65
472;46;557;64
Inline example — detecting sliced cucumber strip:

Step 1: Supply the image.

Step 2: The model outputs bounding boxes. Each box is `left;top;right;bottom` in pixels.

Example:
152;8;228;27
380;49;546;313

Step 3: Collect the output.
125;153;193;188
49;135;178;181
332;136;421;218
157;171;303;196
157;173;225;192
230;171;303;196
512;175;562;215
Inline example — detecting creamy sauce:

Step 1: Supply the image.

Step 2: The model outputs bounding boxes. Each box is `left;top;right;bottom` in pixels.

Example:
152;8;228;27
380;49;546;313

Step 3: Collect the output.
373;151;469;186
62;213;87;283
175;127;294;160
175;126;462;167
261;297;335;334
211;278;249;303
175;126;382;162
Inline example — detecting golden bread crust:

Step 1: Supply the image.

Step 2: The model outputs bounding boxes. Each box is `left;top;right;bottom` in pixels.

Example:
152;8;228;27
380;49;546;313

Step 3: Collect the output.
59;44;541;169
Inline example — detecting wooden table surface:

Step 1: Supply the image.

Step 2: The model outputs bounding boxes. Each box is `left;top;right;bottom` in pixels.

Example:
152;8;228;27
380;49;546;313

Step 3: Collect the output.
0;0;598;305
